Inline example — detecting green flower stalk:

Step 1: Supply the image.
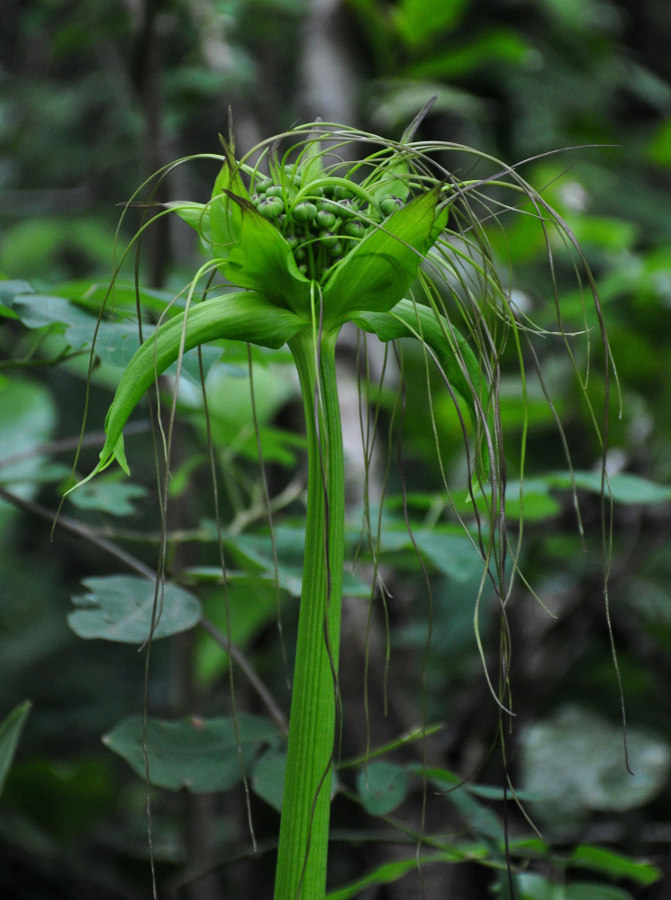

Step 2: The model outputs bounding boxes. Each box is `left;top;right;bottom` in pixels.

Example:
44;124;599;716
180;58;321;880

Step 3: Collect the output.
74;106;605;897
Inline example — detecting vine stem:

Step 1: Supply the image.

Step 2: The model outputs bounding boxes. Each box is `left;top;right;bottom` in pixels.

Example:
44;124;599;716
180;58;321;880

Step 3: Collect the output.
274;326;345;899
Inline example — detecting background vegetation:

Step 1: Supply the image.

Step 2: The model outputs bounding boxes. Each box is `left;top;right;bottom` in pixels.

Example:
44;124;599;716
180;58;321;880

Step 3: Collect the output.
2;0;671;897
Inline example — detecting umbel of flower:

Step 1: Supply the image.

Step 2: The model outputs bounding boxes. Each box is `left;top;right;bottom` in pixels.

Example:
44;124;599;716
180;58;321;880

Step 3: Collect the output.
87;120;483;478
204;139;446;324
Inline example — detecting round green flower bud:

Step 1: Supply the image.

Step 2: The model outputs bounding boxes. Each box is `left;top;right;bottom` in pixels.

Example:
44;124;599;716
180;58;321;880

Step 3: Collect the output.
320;232;340;249
293;201;318;222
334;184;354;201
316;210;337;230
257;196;284;219
379;196;403;217
334;198;356;219
265;184;284;199
253;176;271;195
343;220;365;239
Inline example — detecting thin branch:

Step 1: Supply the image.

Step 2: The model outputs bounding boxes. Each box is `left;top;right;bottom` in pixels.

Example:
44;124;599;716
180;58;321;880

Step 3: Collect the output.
0;420;151;471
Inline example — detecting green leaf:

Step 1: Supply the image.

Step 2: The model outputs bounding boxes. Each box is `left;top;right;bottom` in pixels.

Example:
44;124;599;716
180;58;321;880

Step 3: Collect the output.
103;713;278;792
164;200;211;239
223;205;312;315
252;745;287;812
10;292;96;333
0;701;32;796
564;885;634;900
521;705;671;832
55;280;176;315
568;844;662;887
0;378;58;533
0;279;33;305
514;873;558;900
379;524;483;581
568;215;638;253
209;142;250;256
356;761;409;815
251;745;339;813
68;575;202;643
0;280;33;320
75;291;306;479
423;767;503;842
195;576;280;687
66;475;147;516
548;471;671;505
326;849;481;900
393;0;468;46
324;189;441;321
514;873;633;900
4;757;116;839
406;28;533;80
351;298;485;434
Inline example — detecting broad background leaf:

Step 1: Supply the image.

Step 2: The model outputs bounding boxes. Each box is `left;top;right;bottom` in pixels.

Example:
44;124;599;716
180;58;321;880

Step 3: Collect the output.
68;575;202;643
103;713;278;792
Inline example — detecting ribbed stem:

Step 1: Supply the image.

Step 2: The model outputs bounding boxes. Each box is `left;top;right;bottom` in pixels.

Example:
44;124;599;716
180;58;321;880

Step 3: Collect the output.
273;327;344;899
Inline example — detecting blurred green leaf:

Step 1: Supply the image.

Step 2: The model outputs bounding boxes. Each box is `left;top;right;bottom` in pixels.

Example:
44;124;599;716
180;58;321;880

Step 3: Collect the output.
564;885;633;900
194;577;280;687
566;215;638;253
392;0;469;47
647;117;671;167
356;761;409;815
10;292;95;332
379;523;484;582
66;475;147;516
103;713;278;792
406;28;533;79
548;471;671;505
252;745;287;812
568;844;662;886
0;217;112;280
515;873;634;900
0;377;57;533
0;701;32;796
251;745;338;813
326;847;485;900
521;706;671;832
422;767;503;842
2;756;116;839
68;575;202;643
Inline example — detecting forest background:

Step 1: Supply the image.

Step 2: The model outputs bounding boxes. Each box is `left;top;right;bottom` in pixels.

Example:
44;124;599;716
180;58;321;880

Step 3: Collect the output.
2;0;671;898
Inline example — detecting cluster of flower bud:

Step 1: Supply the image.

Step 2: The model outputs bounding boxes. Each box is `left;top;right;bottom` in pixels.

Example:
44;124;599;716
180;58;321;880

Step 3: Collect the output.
248;164;404;280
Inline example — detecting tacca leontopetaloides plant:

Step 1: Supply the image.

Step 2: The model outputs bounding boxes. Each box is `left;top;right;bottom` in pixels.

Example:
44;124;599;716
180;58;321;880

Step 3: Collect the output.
72;102;612;898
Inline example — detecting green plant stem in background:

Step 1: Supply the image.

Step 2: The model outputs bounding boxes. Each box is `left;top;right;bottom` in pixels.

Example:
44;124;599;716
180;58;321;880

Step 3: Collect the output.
274;326;344;898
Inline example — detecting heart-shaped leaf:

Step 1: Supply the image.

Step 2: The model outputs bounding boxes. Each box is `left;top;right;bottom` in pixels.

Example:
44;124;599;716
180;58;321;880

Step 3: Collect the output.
69;575;202;643
103;713;278;792
356;761;409;815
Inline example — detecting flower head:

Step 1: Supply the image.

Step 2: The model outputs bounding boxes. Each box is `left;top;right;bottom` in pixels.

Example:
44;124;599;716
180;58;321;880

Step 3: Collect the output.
178;125;448;325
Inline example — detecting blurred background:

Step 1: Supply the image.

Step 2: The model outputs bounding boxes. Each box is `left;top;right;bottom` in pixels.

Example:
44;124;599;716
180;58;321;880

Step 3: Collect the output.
2;0;671;898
